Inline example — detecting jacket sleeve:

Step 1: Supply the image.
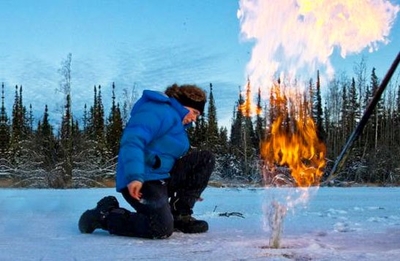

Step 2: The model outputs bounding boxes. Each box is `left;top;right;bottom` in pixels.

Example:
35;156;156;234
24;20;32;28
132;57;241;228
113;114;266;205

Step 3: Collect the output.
118;105;172;183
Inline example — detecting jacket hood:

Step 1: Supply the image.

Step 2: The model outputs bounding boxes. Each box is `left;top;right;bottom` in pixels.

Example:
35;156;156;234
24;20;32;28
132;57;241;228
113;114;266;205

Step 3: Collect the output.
136;90;189;120
141;90;169;103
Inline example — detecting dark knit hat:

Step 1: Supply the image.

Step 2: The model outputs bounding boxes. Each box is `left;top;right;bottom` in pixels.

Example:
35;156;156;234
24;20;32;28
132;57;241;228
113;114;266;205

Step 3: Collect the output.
176;92;206;114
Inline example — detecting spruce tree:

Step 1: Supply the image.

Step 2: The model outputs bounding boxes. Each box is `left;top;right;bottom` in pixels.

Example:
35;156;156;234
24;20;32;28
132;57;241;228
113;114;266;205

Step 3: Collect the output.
85;85;98;139
371;68;383;150
205;83;219;152
348;77;360;140
218;126;229;155
314;71;325;141
230;97;244;151
340;79;349;139
189;114;207;148
59;93;73;186
0;83;10;157
229;83;258;182
106;83;123;160
10;85;30;164
37;105;57;172
254;87;264;151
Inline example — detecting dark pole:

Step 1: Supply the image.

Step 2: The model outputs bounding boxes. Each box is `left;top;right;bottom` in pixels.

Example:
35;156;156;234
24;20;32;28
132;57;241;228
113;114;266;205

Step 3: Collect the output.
323;51;400;184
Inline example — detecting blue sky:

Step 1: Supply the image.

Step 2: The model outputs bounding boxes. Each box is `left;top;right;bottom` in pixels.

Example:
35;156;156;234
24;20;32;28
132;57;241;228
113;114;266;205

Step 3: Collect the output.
1;0;399;129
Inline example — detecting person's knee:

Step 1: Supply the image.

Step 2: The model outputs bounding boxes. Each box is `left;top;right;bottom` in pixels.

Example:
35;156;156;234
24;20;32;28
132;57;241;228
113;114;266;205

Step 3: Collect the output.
148;213;174;239
149;227;173;239
200;150;215;166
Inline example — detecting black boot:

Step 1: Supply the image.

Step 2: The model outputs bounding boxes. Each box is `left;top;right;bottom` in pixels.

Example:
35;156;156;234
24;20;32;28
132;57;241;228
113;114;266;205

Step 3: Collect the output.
78;196;119;233
168;150;214;234
174;214;208;233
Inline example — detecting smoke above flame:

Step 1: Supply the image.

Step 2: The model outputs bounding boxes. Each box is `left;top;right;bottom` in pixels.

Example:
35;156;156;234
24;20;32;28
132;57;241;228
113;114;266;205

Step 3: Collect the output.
237;0;399;86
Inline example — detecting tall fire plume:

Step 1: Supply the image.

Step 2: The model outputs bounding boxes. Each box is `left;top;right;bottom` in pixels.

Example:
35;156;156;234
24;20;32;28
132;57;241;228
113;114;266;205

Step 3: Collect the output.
237;0;399;186
237;0;399;248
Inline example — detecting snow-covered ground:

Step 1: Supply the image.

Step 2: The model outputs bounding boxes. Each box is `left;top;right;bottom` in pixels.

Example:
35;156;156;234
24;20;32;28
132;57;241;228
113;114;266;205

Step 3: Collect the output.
0;186;399;261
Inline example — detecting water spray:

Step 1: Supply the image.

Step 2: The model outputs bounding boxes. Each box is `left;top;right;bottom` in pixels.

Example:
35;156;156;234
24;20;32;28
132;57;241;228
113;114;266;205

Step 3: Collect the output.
268;200;287;248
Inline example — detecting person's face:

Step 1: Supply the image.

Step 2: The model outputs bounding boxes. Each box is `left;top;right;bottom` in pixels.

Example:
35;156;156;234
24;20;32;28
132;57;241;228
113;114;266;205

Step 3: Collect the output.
182;106;201;125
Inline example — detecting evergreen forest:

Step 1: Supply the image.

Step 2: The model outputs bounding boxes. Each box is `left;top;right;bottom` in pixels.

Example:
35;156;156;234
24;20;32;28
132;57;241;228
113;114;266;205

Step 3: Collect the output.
1;55;400;188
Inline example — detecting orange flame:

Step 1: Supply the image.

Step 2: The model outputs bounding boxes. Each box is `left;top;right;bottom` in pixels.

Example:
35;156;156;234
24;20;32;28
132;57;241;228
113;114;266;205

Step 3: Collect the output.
239;81;262;117
261;85;326;187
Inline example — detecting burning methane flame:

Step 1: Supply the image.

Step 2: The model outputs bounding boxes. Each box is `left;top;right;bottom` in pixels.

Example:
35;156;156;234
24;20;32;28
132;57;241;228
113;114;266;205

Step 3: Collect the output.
237;0;398;249
261;83;326;187
262;115;326;187
236;0;399;185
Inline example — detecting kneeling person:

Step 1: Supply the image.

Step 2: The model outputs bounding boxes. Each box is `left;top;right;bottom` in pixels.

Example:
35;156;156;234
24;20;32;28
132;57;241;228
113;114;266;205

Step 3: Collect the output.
78;83;215;239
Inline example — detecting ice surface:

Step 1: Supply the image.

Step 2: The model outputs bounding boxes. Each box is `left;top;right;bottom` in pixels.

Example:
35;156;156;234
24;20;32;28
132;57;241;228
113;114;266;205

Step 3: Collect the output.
0;187;399;260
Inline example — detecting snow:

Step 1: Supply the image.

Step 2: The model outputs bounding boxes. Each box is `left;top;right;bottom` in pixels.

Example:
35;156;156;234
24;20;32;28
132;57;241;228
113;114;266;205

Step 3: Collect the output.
1;187;399;261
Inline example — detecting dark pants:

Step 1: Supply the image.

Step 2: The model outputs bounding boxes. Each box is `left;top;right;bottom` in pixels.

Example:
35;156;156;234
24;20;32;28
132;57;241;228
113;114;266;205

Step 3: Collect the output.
107;149;215;239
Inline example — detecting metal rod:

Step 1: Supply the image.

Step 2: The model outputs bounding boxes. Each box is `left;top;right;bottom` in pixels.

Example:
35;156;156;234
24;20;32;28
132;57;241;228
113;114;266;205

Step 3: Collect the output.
323;51;400;184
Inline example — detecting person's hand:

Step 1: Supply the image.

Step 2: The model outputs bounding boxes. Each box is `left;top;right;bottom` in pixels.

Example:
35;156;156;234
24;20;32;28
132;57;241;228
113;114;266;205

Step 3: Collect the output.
127;180;143;200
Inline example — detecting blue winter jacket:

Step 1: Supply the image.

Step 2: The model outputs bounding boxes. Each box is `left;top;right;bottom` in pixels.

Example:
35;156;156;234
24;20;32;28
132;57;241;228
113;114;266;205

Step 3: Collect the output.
115;90;191;192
